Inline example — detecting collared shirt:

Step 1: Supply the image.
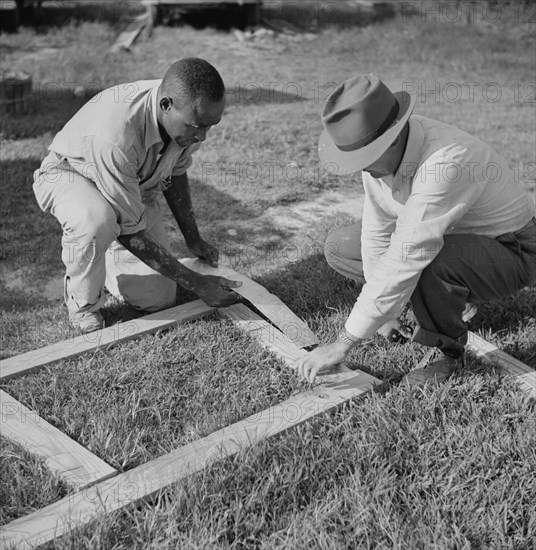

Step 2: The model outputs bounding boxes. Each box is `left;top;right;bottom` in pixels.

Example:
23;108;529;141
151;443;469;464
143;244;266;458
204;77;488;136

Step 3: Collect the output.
345;114;535;339
48;80;200;235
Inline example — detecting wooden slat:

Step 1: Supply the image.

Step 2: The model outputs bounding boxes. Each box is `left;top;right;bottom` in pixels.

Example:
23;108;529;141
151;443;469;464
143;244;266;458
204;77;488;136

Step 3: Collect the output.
110;11;152;53
467;331;536;397
0;369;378;550
110;25;145;53
220;303;363;384
0;300;214;381
0;390;117;489
220;302;307;365
181;258;318;348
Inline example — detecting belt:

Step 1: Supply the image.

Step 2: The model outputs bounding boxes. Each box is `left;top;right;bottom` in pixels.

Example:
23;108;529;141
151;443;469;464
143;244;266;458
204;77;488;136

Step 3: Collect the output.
514;216;536;235
496;216;536;241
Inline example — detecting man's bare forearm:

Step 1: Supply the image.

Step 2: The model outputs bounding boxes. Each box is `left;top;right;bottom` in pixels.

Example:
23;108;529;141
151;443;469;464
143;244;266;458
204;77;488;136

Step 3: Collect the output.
163;173;200;246
118;230;198;291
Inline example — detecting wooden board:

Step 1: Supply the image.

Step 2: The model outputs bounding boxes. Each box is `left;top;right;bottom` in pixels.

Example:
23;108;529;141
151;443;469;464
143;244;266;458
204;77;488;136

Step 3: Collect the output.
180;258;318;348
467;331;536;397
220;302;308;366
219;303;364;385
111;11;152;53
0;390;117;489
0;369;378;550
0;300;214;381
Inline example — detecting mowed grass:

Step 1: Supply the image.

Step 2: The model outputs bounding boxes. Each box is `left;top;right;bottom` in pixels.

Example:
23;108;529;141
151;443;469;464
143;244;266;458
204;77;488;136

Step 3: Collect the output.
1;3;536;548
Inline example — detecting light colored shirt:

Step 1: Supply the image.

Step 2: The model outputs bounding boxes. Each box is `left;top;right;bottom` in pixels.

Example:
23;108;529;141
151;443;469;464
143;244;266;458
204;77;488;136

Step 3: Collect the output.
345;114;535;339
48;80;200;235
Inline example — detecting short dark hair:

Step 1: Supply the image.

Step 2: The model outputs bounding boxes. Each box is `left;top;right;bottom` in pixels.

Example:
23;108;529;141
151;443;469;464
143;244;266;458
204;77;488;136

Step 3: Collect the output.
161;58;225;107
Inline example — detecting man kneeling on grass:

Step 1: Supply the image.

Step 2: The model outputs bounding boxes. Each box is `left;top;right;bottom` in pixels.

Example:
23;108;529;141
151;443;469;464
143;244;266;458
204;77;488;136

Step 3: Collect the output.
296;73;536;387
33;58;241;333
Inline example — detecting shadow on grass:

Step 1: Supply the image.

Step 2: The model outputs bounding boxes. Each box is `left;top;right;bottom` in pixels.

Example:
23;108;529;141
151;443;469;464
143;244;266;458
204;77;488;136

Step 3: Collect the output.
0;156;293;325
172;177;294;254
2;85;304;141
259;254;536;337
255;251;361;319
1;89;99;140
0;157;60;271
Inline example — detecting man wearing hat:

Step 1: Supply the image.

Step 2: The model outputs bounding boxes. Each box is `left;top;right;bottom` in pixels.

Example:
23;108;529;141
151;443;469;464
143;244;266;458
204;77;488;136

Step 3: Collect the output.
296;73;536;386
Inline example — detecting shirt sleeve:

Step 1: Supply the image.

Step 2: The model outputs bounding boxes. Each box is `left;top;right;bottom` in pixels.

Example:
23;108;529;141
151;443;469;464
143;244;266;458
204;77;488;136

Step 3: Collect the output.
81;135;146;235
361;173;397;282
345;159;487;339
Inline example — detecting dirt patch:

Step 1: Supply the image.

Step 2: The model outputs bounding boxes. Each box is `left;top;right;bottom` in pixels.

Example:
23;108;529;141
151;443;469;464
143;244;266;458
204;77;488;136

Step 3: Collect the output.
0;265;63;302
266;189;363;232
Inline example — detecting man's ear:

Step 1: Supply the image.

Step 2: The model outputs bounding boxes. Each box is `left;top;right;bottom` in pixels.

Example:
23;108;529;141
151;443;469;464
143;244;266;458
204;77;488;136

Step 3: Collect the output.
160;96;173;111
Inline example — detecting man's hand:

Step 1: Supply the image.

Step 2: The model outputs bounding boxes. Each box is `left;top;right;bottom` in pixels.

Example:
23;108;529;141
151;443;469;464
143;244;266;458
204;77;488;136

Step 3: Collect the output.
193;274;242;307
377;318;412;343
295;341;354;384
188;238;219;267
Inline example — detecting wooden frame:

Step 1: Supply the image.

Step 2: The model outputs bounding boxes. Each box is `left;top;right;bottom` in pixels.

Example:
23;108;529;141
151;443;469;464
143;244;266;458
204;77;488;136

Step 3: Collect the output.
0;317;377;549
466;331;535;397
0;300;214;382
0;390;116;489
181;258;318;348
1;264;534;548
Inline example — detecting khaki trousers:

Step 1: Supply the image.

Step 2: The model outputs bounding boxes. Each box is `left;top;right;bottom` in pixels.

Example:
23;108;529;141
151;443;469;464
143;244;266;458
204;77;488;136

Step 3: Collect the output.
33;152;176;314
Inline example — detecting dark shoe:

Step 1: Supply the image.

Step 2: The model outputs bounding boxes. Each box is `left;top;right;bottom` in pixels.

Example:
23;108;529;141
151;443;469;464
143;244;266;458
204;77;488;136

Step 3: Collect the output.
402;353;462;388
68;310;104;333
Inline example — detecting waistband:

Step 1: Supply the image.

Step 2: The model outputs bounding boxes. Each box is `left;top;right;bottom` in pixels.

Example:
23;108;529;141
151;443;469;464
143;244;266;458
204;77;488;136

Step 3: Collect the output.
514;216;536;235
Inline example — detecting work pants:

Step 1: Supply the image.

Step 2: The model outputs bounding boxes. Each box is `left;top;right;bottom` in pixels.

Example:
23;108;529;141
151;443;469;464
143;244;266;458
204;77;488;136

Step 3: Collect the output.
33;152;176;314
324;219;536;355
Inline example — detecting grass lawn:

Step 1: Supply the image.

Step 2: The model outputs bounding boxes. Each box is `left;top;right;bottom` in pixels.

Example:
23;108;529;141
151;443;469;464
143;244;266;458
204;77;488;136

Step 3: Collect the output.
1;2;535;548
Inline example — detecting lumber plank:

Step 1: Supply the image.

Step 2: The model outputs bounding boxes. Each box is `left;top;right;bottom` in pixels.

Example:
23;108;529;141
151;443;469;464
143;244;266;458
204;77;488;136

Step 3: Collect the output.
467;331;536;397
220;302;307;365
219;303;363;385
180;258;318;348
0;390;117;489
0;300;214;381
0;370;378;550
110;12;151;53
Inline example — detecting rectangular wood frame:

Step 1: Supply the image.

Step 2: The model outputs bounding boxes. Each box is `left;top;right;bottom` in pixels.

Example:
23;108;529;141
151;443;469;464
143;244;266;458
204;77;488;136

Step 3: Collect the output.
1;263;534;548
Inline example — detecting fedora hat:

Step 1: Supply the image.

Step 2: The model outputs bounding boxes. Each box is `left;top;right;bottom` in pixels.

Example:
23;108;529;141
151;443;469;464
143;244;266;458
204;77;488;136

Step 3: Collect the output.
318;74;416;175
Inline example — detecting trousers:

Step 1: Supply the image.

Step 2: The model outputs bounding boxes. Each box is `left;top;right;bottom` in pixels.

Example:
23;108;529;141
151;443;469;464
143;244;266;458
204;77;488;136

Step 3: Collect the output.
33;152;176;314
324;219;536;354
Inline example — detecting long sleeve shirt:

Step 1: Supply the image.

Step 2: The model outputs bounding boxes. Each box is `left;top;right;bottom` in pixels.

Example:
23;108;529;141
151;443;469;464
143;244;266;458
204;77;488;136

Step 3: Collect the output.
345;114;535;339
47;80;200;235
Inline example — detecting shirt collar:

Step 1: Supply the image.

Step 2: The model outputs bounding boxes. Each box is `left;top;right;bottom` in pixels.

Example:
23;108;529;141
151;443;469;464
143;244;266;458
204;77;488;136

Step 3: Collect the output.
145;83;164;150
